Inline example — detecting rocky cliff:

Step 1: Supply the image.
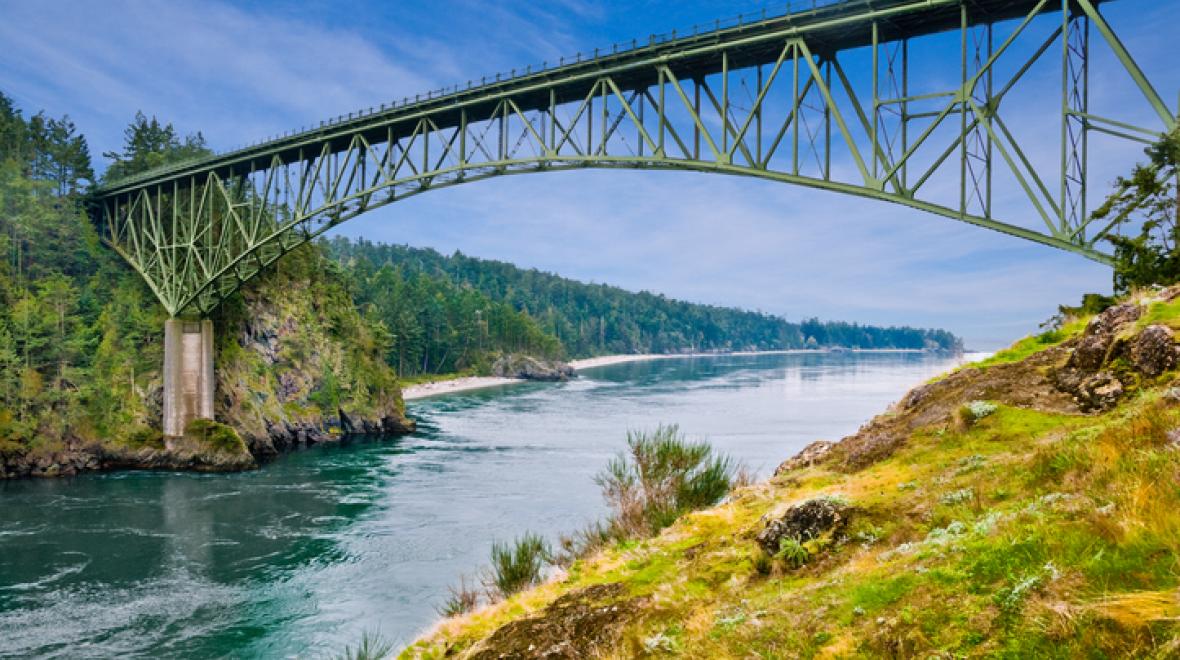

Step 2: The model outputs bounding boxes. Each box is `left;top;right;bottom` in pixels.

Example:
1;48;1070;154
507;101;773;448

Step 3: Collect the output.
0;246;414;479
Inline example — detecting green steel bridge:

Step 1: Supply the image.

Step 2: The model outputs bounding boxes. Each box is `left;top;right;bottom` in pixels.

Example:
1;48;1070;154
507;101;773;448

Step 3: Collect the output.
89;0;1175;435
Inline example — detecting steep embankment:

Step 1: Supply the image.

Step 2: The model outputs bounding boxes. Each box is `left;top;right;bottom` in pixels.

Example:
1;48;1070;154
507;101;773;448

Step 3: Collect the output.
405;289;1180;658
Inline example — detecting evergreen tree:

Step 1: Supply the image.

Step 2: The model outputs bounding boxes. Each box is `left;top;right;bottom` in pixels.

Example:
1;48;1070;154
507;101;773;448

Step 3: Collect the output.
1097;127;1180;293
102;111;208;181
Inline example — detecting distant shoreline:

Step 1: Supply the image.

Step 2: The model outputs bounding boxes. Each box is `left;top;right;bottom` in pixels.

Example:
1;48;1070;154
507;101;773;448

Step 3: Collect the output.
401;348;962;401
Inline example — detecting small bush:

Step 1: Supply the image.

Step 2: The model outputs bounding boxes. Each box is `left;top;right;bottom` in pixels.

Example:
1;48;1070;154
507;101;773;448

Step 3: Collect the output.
0;438;28;458
437;576;480;617
125;426;164;450
775;537;810;568
487;532;550;599
336;632;394;660
595;424;743;538
940;487;975;506
185;418;247;454
955;400;998;429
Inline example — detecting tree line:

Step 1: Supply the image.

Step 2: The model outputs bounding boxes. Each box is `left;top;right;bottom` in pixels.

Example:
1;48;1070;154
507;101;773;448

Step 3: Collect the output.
322;237;964;365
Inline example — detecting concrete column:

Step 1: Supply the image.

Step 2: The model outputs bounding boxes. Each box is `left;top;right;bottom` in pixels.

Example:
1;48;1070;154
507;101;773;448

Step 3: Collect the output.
163;318;215;443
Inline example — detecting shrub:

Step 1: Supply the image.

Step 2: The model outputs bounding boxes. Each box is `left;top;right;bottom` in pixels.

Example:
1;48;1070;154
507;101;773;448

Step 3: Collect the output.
336;632;393;660
967;401;997;421
775;537;810;568
487;532;550;599
595;424;743;537
437;576;480;617
185;419;247;454
125;426;164;450
955;400;998;429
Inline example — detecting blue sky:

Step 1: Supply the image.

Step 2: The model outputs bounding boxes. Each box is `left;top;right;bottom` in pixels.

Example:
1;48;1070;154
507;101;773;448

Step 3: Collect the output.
2;0;1177;348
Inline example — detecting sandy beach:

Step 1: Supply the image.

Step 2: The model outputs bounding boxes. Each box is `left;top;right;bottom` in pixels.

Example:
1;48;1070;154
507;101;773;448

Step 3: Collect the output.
401;355;670;400
402;349;958;401
401;376;522;400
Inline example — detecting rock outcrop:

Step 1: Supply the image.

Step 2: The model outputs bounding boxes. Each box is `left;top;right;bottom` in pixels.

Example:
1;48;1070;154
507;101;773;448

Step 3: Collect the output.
774;440;834;475
0;441;256;479
464;583;647;659
808;288;1180;471
756;496;852;555
491;354;576;381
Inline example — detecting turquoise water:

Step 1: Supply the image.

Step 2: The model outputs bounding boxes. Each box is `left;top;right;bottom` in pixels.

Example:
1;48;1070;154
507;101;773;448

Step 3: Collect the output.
0;352;963;657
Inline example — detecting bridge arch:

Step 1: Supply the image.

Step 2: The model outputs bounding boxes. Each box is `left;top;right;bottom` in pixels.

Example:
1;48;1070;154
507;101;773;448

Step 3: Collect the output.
95;0;1173;318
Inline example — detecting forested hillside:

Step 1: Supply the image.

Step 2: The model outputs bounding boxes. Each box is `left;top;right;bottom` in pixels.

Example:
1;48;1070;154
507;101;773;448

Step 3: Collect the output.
323;237;963;372
0;94;410;476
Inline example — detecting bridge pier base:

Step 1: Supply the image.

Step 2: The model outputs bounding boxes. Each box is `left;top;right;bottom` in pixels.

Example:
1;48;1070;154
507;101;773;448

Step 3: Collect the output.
163;318;215;447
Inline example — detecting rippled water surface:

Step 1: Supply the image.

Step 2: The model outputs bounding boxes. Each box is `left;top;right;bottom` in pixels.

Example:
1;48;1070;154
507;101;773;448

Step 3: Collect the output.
0;352;966;657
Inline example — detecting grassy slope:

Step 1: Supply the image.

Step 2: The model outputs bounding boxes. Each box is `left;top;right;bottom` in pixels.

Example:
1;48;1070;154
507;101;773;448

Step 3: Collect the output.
404;293;1180;658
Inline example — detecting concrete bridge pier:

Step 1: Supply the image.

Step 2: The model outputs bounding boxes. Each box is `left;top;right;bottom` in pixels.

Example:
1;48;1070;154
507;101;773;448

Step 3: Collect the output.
163;318;215;446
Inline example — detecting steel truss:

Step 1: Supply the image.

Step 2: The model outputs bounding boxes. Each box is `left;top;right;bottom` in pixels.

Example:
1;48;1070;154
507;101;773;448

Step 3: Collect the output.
95;0;1176;316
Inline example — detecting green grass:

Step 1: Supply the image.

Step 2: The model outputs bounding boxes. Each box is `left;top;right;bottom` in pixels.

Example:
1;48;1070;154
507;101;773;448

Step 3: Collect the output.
1137;297;1180;328
974;316;1089;368
402;322;1180;660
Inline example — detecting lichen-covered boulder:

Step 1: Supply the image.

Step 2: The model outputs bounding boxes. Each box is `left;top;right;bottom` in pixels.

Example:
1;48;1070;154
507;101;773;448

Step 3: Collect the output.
1067;302;1142;371
756;496;851;555
1077;371;1125;411
1132;324;1178;377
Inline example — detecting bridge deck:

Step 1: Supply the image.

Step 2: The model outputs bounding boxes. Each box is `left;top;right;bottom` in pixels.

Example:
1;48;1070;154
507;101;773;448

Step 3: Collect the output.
97;0;1099;197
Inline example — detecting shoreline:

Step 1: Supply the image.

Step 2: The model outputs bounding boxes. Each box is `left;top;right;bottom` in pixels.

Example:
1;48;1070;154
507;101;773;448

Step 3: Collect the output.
402;348;967;401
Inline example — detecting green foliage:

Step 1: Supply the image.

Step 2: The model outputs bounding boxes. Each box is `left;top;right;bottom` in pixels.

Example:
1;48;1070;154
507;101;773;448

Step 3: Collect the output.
974;316;1088;368
595;424;742;537
488;532;551;598
0;91;93;194
185;419;247;454
1058;292;1116;319
1096;127;1180;293
774;537;810;568
335;632;394;660
101;111;210;182
125;426;163;450
437;576;481;618
321;237;963;362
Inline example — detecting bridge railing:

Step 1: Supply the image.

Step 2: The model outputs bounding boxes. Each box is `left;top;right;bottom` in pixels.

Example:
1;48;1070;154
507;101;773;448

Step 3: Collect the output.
98;0;855;190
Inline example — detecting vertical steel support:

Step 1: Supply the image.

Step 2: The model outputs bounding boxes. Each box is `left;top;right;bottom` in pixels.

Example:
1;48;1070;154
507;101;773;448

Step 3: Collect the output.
756;63;764;164
902;39;909;189
871;21;879;180
722;50;730;155
824;58;831;180
792;43;801;175
693;79;702;160
1062;1;1090;237
959;3;968;215
657;68;666;155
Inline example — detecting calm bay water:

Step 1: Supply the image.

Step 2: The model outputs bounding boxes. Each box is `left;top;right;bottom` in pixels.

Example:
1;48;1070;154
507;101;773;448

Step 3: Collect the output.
0;352;965;658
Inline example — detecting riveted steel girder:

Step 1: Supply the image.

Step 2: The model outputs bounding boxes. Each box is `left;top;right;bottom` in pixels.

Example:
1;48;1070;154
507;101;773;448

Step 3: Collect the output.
94;0;1175;316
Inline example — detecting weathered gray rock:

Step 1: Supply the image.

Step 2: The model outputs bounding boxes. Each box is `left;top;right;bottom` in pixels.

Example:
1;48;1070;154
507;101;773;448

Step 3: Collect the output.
1078;371;1125;412
756;496;851;555
1066;302;1142;371
492;354;576;381
774;441;834;476
1132;324;1178;377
